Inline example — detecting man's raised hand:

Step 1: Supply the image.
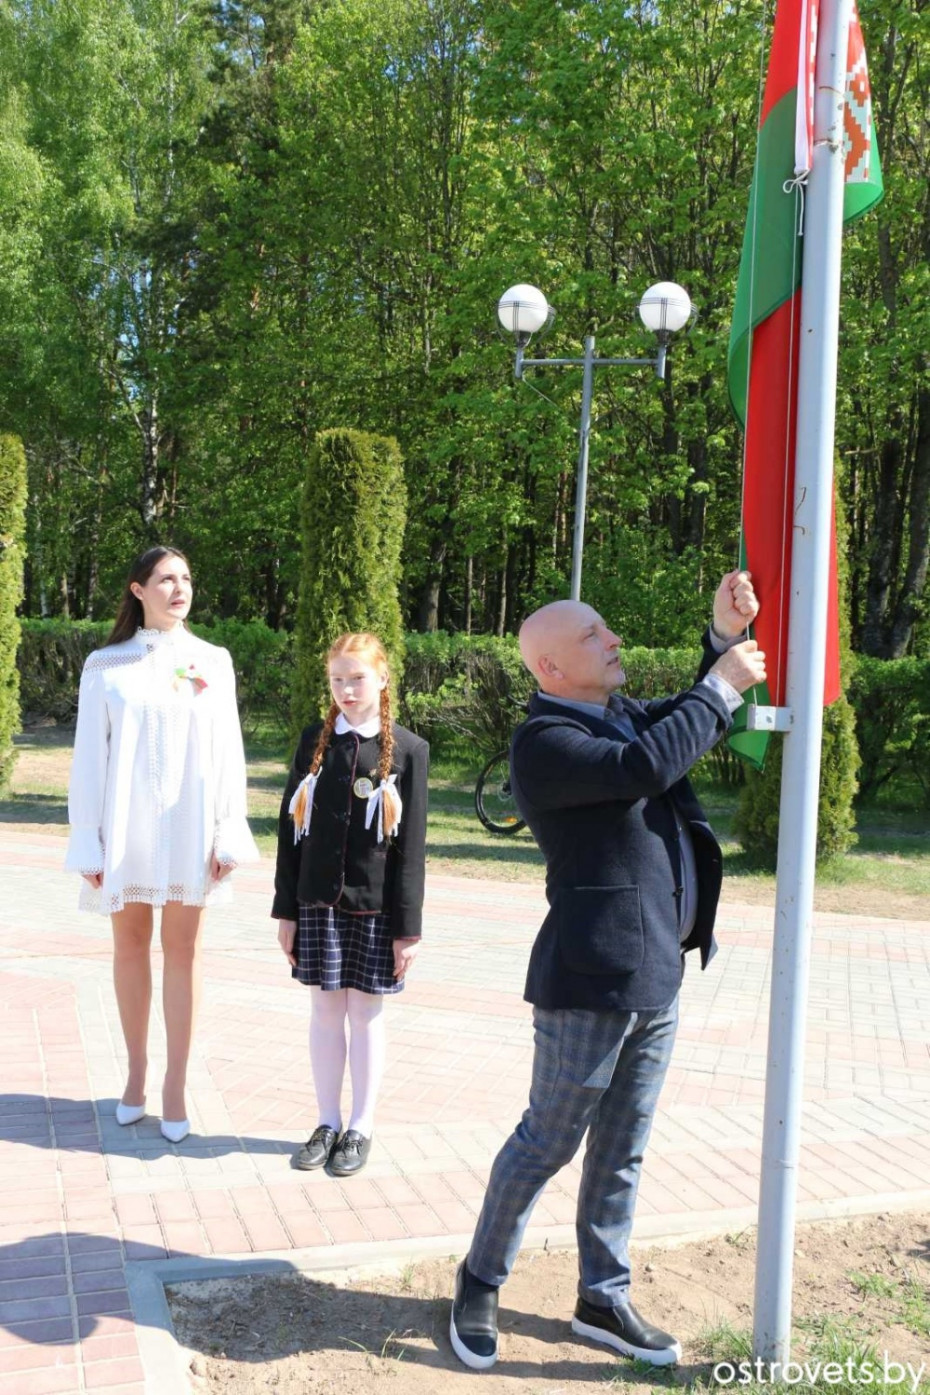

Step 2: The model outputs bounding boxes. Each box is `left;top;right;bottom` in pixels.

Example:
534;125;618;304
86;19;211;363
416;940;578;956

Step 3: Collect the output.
712;570;760;640
710;640;767;694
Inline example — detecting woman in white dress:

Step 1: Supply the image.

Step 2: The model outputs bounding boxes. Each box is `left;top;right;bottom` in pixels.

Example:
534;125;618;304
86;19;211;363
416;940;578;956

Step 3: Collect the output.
66;546;259;1143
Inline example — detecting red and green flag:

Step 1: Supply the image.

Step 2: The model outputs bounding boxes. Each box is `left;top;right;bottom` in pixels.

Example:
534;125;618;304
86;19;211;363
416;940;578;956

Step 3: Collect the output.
727;0;882;769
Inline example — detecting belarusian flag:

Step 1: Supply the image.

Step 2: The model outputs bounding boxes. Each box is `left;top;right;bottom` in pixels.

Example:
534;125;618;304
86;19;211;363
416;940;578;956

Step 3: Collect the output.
727;0;882;769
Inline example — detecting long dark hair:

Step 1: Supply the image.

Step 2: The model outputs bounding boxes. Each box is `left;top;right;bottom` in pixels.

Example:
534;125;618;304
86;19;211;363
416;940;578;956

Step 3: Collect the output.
106;546;191;646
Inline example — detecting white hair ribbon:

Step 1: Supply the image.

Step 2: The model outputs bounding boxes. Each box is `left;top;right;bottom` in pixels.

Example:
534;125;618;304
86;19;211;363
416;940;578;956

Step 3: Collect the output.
364;774;403;844
288;771;318;844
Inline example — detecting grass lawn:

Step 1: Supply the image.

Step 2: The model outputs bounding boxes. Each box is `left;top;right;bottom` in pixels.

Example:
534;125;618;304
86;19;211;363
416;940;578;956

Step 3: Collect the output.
4;728;929;918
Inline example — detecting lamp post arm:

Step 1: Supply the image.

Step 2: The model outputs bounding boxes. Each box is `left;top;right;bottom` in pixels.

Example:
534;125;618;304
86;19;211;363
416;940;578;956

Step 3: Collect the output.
518;355;660;369
515;351;665;383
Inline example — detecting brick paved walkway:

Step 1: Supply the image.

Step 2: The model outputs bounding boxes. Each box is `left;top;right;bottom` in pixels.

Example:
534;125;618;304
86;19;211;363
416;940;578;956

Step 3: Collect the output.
2;828;929;1393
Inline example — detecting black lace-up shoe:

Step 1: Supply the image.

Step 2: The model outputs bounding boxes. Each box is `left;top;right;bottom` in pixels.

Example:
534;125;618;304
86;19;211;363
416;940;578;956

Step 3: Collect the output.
572;1297;681;1365
328;1130;372;1177
295;1125;338;1171
449;1260;499;1370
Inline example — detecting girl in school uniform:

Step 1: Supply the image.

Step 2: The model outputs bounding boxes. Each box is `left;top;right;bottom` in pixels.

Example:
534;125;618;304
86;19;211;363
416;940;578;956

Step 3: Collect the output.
273;632;428;1177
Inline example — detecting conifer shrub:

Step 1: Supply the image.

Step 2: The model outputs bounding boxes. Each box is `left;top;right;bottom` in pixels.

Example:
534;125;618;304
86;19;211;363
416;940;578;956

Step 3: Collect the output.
734;692;859;866
735;481;859;867
291;429;406;737
0;434;27;792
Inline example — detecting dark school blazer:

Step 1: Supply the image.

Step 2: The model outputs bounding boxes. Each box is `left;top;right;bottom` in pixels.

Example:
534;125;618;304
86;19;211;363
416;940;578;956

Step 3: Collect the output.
511;635;732;1013
272;722;429;940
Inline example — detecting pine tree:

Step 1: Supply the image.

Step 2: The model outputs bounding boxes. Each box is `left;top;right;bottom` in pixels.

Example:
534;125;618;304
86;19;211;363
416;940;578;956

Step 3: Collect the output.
291;429;406;737
0;435;27;793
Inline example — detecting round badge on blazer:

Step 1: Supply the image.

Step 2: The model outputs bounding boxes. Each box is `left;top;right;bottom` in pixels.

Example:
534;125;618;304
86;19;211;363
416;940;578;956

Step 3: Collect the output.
353;777;374;799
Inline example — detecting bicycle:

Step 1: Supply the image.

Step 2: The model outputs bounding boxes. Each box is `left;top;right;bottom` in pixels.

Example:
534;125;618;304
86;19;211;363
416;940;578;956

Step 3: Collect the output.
474;749;526;835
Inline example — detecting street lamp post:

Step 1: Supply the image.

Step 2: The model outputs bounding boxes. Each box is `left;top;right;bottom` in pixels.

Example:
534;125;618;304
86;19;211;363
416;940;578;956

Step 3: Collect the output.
497;282;692;601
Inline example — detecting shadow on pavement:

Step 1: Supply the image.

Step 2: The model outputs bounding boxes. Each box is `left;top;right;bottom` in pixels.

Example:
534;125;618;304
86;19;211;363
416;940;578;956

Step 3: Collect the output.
0;1094;296;1159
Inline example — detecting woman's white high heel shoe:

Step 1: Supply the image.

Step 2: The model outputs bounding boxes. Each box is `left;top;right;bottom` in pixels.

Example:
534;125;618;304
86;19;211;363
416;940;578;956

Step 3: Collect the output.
115;1101;146;1126
159;1118;190;1144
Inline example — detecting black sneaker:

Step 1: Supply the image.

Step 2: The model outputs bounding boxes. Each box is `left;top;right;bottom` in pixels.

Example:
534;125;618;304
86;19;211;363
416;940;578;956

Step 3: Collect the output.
571;1296;681;1366
449;1260;499;1370
328;1129;372;1177
295;1125;338;1171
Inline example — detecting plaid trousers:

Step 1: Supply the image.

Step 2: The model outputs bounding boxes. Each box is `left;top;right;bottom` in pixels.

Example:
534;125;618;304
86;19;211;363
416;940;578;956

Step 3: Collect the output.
467;997;678;1307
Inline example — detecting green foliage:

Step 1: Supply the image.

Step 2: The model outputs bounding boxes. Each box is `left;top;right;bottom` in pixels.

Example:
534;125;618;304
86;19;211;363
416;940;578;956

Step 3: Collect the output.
17;619;109;722
401;632;535;755
18;614;928;813
18;617;293;735
0;434;27;791
735;696;860;868
1;0;924;651
190;620;293;738
400;631;740;782
292;429;407;736
849;655;930;804
583;539;714;650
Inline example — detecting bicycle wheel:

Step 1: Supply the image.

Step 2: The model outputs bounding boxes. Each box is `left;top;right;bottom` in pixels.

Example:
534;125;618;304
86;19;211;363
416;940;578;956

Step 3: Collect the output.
475;751;526;835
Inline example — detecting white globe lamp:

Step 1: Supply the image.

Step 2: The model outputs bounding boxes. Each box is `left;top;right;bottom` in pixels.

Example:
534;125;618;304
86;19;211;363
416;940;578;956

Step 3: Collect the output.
638;281;692;335
497;283;550;341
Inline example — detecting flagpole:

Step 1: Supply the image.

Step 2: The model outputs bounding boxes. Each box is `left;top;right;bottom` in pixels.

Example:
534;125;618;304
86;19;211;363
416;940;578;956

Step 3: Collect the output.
752;0;852;1368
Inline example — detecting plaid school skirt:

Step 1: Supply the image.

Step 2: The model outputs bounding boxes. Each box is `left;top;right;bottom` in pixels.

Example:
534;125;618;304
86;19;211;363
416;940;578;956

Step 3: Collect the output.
294;904;403;995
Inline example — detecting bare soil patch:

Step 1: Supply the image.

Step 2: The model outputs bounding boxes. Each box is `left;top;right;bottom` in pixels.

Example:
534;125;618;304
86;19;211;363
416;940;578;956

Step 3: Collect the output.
168;1211;930;1394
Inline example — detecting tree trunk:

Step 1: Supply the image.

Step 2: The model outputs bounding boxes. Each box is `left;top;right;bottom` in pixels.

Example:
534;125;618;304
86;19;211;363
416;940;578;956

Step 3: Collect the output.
416;536;446;632
464;554;473;635
886;387;930;657
495;542;508;637
861;430;904;655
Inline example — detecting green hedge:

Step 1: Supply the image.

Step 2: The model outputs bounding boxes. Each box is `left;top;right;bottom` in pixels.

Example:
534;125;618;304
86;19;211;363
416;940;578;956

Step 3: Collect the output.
18;619;109;723
18;618;293;737
0;434;28;793
399;632;741;783
848;655;930;805
16;620;930;803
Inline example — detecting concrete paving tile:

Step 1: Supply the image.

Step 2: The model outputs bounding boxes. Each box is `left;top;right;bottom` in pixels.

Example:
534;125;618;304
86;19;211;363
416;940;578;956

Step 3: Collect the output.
0;1317;74;1349
0;1367;82;1394
75;1288;131;1319
152;1190;198;1224
82;1356;146;1388
162;1221;208;1258
0;1275;69;1303
240;1216;291;1251
79;1334;139;1363
71;1268;128;1297
280;1215;330;1248
4;835;930;1392
322;1211;372;1244
0;1342;76;1376
119;1228;166;1262
200;1219;253;1254
76;1314;135;1340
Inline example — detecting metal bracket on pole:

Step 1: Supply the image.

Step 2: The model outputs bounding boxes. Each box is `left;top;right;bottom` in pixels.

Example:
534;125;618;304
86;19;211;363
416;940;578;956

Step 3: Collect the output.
745;705;793;733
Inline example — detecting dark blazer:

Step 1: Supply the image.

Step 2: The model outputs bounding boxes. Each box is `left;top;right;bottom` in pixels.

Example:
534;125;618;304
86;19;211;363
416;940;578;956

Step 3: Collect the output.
272;722;429;939
511;636;732;1012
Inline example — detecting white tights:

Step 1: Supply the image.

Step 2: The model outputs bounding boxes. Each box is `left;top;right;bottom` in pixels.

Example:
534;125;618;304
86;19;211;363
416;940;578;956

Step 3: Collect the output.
309;986;386;1138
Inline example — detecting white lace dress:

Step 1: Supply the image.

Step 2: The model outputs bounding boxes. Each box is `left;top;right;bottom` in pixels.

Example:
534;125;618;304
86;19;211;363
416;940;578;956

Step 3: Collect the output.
65;626;259;915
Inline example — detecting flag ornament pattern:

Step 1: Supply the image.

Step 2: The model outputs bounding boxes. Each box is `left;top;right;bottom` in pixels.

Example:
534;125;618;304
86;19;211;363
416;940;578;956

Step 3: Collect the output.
726;0;882;770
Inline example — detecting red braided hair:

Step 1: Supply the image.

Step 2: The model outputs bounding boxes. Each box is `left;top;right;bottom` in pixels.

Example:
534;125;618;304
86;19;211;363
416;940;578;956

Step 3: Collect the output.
313;633;400;837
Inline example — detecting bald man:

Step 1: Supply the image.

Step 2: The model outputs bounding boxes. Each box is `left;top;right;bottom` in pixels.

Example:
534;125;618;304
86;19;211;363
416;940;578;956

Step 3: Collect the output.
450;572;765;1371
